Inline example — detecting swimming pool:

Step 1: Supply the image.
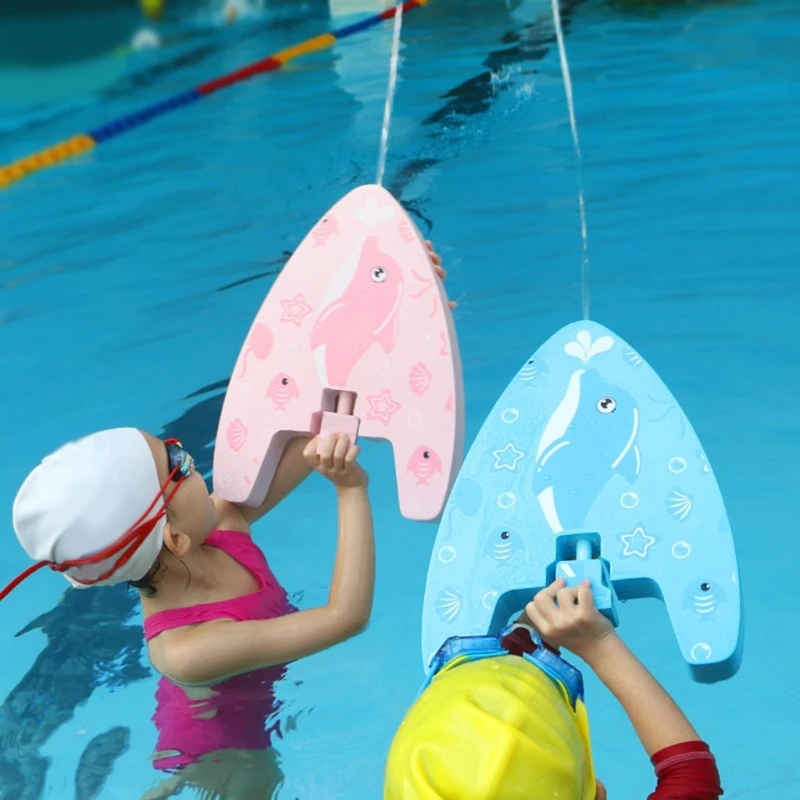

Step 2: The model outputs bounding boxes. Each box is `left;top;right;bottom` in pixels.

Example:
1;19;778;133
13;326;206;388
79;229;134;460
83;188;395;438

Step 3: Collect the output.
1;0;798;796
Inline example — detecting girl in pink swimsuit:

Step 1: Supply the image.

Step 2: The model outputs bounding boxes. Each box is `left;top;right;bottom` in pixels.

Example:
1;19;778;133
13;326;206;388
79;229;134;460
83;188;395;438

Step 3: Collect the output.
140;531;299;798
11;430;372;799
5;243;451;798
141;530;298;798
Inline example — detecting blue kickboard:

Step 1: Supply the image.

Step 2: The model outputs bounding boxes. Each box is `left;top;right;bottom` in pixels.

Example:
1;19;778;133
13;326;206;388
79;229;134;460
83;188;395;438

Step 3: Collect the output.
421;321;742;683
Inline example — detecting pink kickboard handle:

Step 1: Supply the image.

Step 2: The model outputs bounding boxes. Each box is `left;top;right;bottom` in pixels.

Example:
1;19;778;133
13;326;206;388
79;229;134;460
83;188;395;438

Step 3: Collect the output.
315;415;361;452
213;184;464;522
313;391;360;453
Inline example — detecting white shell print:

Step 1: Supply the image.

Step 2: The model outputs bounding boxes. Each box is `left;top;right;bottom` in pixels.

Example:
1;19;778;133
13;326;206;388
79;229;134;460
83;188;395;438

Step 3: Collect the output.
436;590;462;623
667;490;693;522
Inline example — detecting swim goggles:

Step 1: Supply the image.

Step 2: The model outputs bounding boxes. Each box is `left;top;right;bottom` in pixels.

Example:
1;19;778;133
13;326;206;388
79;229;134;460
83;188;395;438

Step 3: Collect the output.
419;625;585;710
165;438;195;482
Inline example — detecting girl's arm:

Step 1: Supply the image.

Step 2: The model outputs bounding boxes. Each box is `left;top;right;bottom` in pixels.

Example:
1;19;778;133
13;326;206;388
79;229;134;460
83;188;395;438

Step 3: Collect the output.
524;580;722;799
158;435;375;685
214;435;315;529
579;631;700;755
526;580;701;754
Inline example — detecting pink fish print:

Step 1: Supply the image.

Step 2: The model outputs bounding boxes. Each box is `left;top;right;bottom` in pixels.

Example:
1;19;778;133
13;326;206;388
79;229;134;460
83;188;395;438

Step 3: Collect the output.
407;446;443;487
312;216;339;247
310;236;404;386
266;372;300;411
239;323;273;378
398;219;415;243
444;393;454;413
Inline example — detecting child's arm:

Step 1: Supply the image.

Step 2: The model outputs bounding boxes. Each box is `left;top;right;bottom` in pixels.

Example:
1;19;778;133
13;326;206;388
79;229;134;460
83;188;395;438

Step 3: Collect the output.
580;630;700;755
524;580;722;799
157;434;375;685
222;434;315;527
525;581;701;754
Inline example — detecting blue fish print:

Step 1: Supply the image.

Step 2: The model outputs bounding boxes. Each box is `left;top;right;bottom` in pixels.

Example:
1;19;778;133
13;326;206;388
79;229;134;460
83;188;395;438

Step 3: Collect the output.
682;578;729;622
482;526;528;565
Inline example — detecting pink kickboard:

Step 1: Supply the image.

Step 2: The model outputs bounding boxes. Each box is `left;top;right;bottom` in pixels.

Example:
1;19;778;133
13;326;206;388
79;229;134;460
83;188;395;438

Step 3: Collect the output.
213;184;465;521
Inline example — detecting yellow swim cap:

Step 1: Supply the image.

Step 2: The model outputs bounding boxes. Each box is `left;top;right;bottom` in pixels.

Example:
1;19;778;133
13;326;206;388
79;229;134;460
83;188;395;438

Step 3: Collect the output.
385;655;595;800
140;0;165;20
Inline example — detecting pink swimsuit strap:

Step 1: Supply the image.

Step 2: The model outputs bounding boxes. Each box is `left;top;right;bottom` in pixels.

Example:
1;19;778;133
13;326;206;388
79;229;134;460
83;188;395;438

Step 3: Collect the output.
143;530;291;641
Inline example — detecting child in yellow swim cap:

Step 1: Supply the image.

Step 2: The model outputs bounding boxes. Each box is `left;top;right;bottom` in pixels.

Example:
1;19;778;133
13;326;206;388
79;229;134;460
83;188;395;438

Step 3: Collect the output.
140;0;165;21
385;578;723;800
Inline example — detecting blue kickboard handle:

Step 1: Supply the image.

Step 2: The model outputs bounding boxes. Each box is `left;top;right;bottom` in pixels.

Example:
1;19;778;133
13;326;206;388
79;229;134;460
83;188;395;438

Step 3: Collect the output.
421;321;742;683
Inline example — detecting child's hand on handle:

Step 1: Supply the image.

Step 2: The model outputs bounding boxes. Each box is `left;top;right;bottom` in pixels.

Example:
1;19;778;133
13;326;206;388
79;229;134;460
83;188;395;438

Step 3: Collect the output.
525;578;615;660
303;434;368;490
425;240;457;310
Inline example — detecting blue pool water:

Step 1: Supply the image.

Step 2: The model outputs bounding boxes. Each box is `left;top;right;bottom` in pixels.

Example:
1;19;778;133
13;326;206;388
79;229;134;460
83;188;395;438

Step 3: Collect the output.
1;0;798;797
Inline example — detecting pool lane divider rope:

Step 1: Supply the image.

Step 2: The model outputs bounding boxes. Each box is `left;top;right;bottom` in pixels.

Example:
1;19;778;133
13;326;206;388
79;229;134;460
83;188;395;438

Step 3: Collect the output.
0;0;427;191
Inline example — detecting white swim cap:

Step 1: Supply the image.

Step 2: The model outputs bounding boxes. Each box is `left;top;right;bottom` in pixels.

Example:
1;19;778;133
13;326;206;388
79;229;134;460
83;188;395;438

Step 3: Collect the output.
12;428;166;588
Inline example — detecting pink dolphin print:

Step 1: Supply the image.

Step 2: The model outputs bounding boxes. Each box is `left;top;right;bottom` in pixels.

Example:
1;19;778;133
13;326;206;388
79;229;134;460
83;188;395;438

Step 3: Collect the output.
310;235;404;387
406;445;443;487
266;372;300;410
